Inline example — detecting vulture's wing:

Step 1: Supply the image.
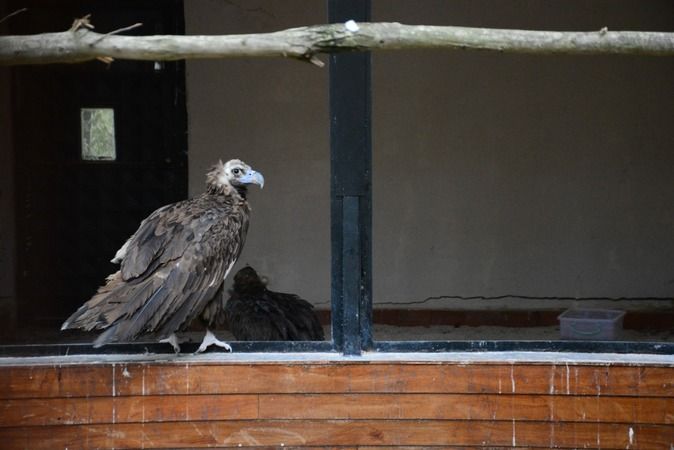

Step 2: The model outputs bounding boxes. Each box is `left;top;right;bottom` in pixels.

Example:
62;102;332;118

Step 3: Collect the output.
63;199;249;346
224;294;299;341
272;291;325;341
119;201;208;281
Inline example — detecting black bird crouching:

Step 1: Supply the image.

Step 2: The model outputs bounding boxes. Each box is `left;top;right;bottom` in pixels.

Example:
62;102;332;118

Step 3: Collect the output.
224;266;325;341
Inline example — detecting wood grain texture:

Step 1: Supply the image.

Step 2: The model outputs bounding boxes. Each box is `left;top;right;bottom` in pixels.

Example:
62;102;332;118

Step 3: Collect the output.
2;393;672;427
2;23;674;67
2;363;672;399
1;420;672;449
258;393;674;424
1;361;672;448
0;364;113;399
1;394;258;426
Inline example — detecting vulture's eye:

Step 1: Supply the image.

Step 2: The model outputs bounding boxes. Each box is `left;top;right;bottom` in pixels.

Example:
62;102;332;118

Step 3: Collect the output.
232;168;241;175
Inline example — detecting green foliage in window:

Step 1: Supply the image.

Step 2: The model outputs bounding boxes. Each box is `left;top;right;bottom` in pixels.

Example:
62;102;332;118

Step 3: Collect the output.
81;108;116;161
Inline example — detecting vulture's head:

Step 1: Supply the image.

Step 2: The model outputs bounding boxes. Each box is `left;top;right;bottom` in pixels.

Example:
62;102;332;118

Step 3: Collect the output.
232;266;267;294
207;159;264;196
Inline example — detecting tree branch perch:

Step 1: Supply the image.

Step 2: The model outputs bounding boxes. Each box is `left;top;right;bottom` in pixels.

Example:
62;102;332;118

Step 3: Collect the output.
1;22;673;66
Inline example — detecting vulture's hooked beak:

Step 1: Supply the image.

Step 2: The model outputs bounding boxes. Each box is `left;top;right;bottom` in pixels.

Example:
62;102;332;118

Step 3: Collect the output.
240;169;265;189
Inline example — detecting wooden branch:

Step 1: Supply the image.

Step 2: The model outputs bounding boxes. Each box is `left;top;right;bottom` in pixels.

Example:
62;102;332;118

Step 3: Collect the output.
0;7;27;26
1;22;674;66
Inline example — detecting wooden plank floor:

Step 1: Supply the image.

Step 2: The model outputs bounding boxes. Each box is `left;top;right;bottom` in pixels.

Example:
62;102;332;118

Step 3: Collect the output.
1;360;673;449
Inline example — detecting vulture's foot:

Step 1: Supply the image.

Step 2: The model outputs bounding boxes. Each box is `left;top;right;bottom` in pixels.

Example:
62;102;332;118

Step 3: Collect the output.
159;333;181;353
195;329;232;353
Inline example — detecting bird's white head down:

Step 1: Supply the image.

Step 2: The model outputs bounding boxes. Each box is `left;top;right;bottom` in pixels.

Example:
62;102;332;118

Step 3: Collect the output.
207;159;264;195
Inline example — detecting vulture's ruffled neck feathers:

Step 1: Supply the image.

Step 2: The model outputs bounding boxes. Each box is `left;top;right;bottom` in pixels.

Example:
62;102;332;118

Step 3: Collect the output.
205;160;246;199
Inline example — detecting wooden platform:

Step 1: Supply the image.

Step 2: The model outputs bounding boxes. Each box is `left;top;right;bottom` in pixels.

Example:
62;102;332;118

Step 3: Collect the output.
0;353;672;449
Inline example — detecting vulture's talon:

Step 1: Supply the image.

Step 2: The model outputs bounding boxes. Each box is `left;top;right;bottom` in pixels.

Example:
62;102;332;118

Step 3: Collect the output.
195;329;232;353
159;333;181;353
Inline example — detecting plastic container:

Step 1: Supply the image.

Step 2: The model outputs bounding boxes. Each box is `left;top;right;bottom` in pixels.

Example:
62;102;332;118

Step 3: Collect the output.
558;308;626;340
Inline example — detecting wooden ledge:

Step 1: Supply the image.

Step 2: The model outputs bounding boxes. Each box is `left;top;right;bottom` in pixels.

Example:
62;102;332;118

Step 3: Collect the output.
1;350;673;367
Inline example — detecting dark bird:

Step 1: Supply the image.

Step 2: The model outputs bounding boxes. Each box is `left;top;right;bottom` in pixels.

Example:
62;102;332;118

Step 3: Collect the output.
61;159;264;352
219;266;325;341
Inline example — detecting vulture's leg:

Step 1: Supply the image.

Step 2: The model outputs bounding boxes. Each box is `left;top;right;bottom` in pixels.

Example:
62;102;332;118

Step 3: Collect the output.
159;333;181;353
195;329;232;353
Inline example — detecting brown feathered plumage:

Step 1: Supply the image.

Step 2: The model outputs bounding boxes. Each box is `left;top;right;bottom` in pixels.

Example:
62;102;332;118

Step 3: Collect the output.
218;266;325;341
61;159;264;348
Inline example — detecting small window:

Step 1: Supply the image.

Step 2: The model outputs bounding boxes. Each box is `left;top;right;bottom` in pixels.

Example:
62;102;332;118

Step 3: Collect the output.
80;108;116;161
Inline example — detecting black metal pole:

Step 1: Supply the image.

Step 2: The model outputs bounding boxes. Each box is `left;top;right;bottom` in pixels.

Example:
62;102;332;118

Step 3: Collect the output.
328;0;372;355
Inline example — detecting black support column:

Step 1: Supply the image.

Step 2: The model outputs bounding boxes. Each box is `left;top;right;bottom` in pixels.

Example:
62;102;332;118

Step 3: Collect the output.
328;0;373;355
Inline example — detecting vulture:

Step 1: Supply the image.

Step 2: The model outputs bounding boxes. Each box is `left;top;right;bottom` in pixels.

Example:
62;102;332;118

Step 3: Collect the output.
61;159;264;352
221;266;325;341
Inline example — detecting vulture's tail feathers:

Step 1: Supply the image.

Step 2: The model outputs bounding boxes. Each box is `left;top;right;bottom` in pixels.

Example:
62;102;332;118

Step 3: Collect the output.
67;266;187;347
61;303;98;331
200;283;226;328
156;278;221;340
92;322;121;348
61;271;125;331
93;264;192;347
93;284;170;347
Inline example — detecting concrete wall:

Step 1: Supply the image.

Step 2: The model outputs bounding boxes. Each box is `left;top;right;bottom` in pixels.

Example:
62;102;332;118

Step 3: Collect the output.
185;1;674;310
185;1;331;304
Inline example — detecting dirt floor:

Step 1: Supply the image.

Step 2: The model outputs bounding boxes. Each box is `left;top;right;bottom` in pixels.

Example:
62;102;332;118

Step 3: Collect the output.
372;324;673;341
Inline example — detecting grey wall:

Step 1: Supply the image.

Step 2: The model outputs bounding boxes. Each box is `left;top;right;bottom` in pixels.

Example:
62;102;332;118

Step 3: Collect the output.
185;1;331;304
185;1;674;310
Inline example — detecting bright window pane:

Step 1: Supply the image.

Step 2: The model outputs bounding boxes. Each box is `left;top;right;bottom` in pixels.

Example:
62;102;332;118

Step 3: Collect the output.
81;108;116;161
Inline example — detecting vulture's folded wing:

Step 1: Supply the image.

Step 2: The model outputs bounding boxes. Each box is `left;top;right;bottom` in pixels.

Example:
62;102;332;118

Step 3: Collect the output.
119;201;212;281
225;295;298;341
64;201;249;345
274;292;325;340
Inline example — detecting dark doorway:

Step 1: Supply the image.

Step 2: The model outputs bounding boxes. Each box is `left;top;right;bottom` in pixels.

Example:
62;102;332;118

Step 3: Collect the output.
9;1;187;337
